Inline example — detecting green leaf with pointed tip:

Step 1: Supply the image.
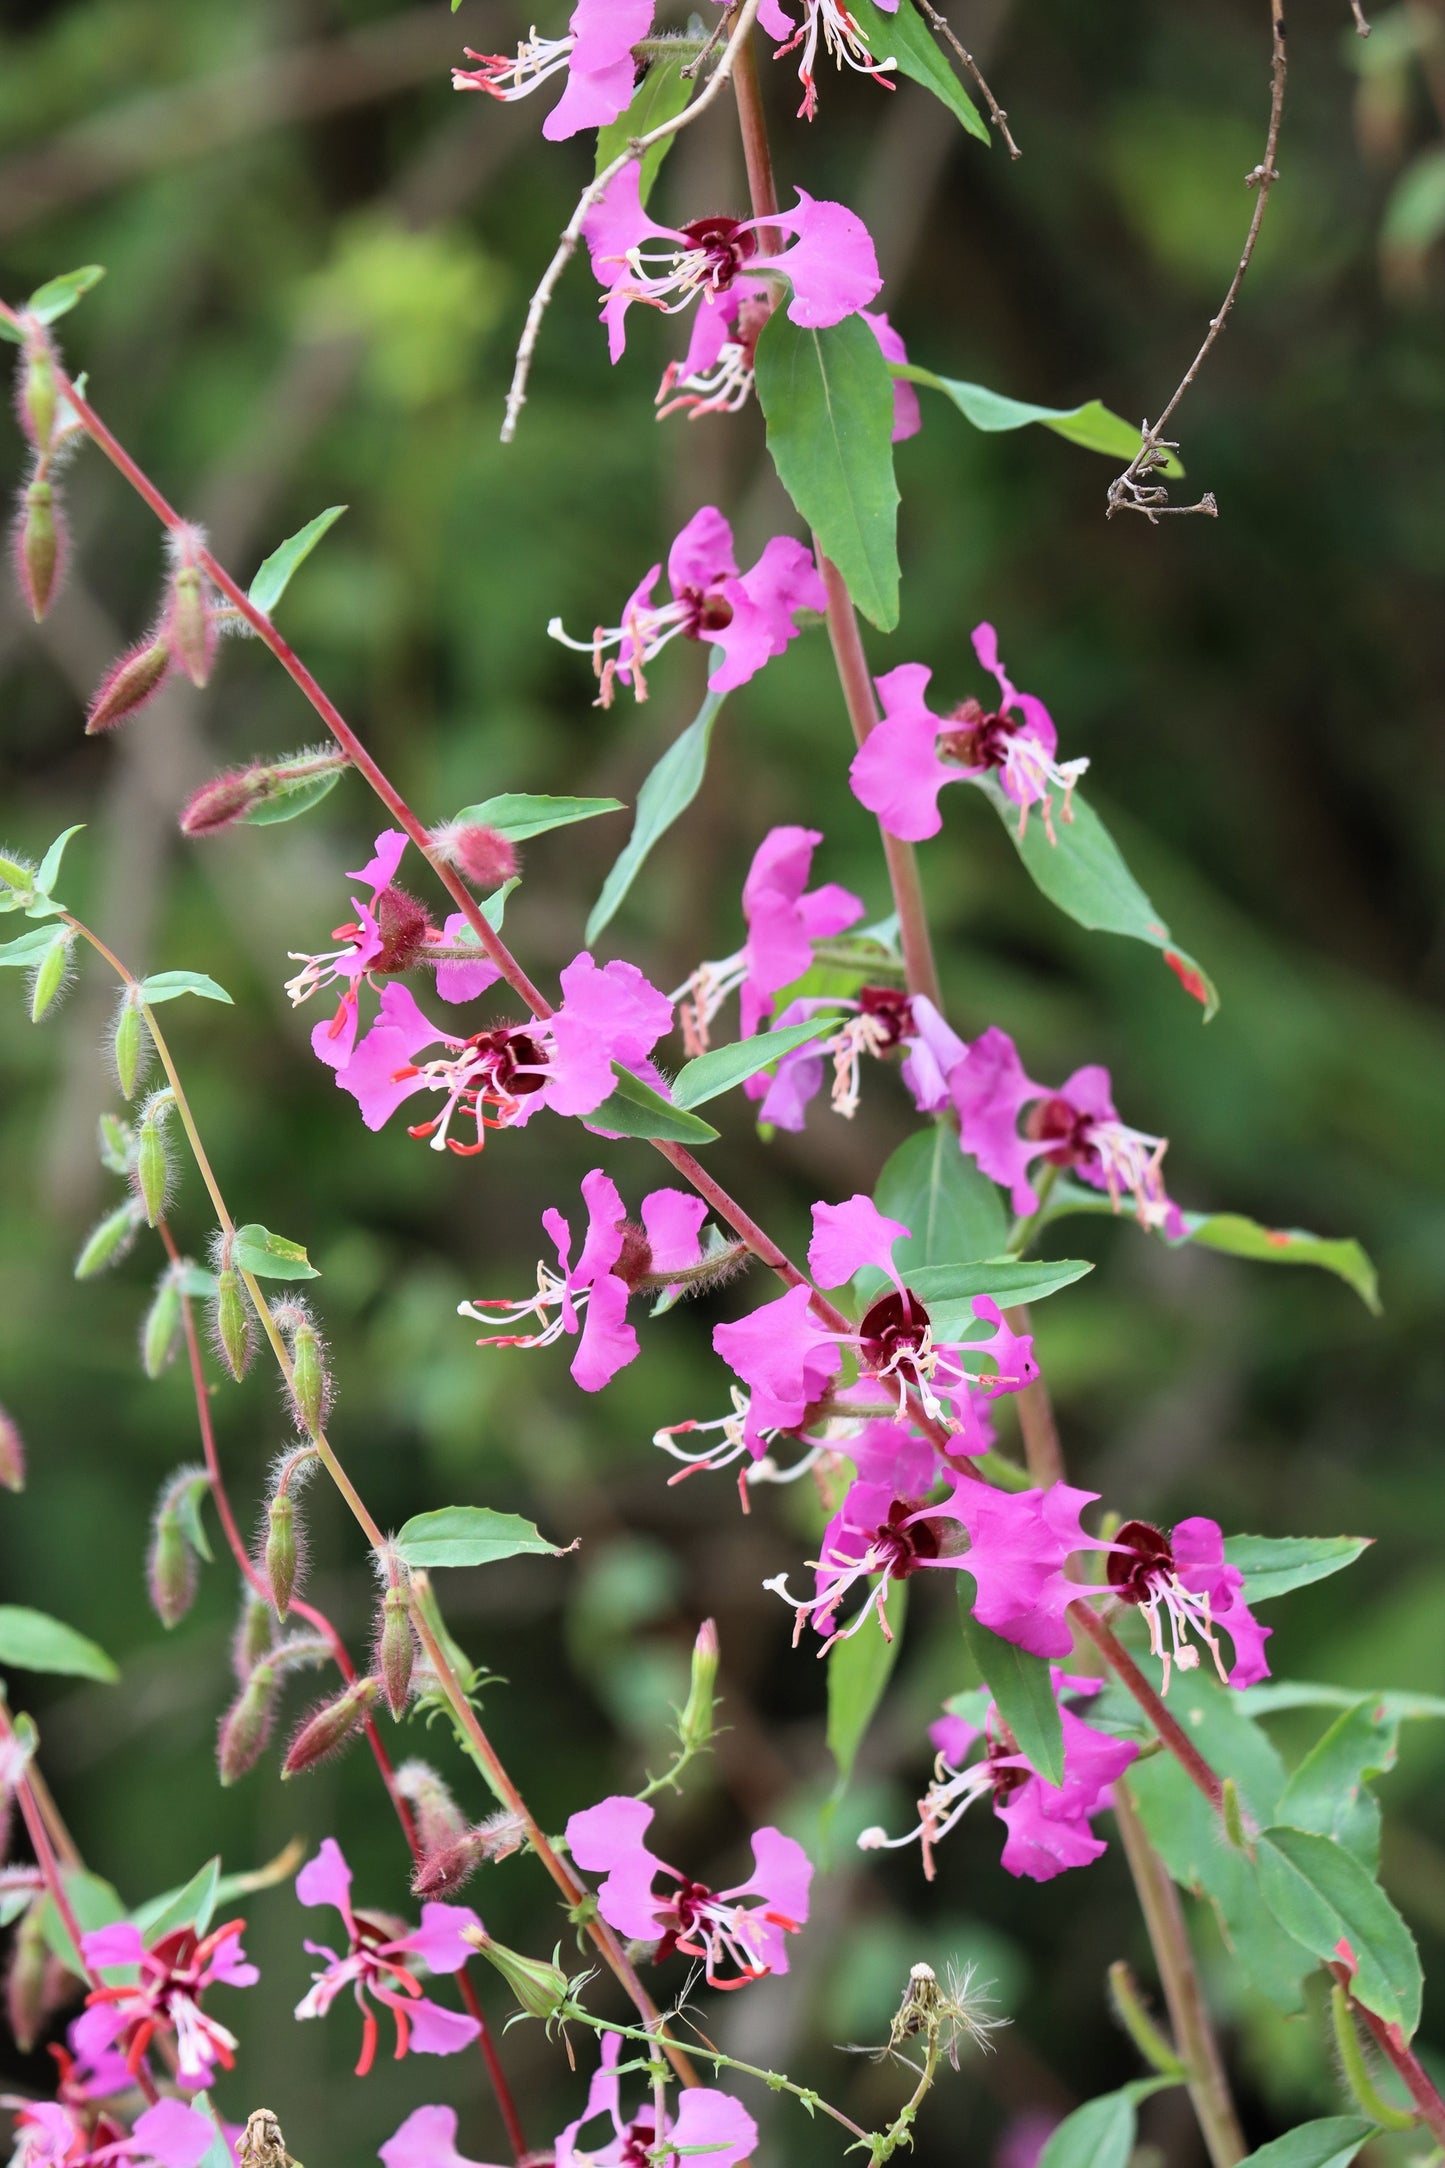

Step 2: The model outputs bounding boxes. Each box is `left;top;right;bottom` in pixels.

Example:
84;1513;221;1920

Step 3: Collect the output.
828;1579;907;1789
239;768;344;826
0;1606;118;1682
1222;1535;1370;1605
1276;1701;1398;1873
0;316;21;346
874;1125;1010;1272
755;310;900;631
247;505;347;615
395;1506;570;1570
958;1601;1064;1786
232;1223;319;1279
590;1063;720;1145
1175;1213;1380;1312
595;52;695;204
977;779;1217;1016
896;363;1184;473
672;1017;847;1108
844;0;988;140
1037;2080;1176;2168
172;1471;215;1565
131;1857;221;1942
27;265;106;324
1237;2119;1378;2168
38;1870;126;1978
138;970;233;1006
893;1257;1092;1340
34;824;84;900
0;926;61;967
187;2097;235;2168
1240;1682;1445;1722
1255;1824;1422;2034
450;793;624;843
586;671;727;944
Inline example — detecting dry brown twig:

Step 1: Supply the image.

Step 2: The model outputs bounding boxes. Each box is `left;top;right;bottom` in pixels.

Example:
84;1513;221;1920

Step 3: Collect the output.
1106;0;1287;522
914;0;1022;157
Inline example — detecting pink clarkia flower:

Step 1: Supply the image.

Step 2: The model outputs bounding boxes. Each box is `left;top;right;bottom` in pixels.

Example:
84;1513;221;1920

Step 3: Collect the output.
284;829;501;1071
677;824;864;1051
760;0;898;118
9;2099;219;2168
556;2030;757;2168
583;162;881;363
930;1478;1113;1658
459;1168;706;1392
453;0;652;140
657;294;919;440
379;2106;505;2168
74;1920;257;2092
329;952;672;1150
292;1838;481;2076
850;628;1089;845
859;1673;1137;1882
1107;1517;1271;1691
953;1024;1182;1231
743;985;958;1129
549;504;825;705
566;1796;811;1987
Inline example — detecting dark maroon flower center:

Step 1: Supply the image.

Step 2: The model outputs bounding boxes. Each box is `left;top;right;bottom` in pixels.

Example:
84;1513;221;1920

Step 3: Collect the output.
464;1026;547;1096
985;1738;1029;1801
678;215;759;294
620;2118;658;2166
859;1288;931;1375
1024;1093;1094;1168
859;985;914;1049
1107;1518;1174;1605
372;884;435;974
867;1497;942;1579
938;696;1018;771
613;1221;654;1290
682;584;736;639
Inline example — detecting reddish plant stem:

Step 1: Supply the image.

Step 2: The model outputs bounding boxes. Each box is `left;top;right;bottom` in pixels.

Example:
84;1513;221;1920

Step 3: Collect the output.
1069;1599;1223;1811
1330;1966;1445;2146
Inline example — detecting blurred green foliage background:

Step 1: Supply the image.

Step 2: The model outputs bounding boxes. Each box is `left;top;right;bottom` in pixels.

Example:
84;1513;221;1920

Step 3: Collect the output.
1;0;1443;2161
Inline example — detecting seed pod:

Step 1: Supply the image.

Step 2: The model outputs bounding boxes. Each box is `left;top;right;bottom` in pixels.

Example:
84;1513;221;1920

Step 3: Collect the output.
212;1267;253;1381
111;992;148;1100
467;1932;571;2024
376;1584;415;1720
217;1661;280;1786
5;1900;48;2053
74;1199;140;1279
86;636;172;735
147;1496;196;1628
167;564;215;688
28;927;70;1023
134;1093;174;1226
233;1590;275;1680
282;1675;379;1778
0;1404;25;1493
21;346;56;453
288;1321;326;1438
17;477;64;622
264;1493;298;1620
142;1269;182;1379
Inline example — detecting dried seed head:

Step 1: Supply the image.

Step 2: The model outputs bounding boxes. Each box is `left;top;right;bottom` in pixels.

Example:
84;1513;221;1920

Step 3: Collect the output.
281;1675;379;1778
86;634;172;734
218;1662;281;1786
431;821;520;891
0;1404;25;1493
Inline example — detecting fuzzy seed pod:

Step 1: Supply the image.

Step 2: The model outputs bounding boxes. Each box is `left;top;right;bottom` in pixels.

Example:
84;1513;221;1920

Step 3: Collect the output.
376;1584;415;1720
288;1321;327;1438
74;1199;141;1279
142;1269;182;1379
86;635;172;734
233;1591;276;1681
212;1267;254;1381
147;1499;197;1628
166;564;215;689
282;1675;379;1778
218;1661;280;1786
16;477;64;622
264;1493;298;1620
21;346;56;453
5;1900;49;2053
0;1404;25;1493
28;927;71;1023
134;1092;174;1227
395;1760;467;1861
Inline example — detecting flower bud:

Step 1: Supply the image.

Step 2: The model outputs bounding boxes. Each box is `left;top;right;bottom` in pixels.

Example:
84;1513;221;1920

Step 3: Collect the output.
98;1112;132;1172
218;1661;280;1786
410;1830;491;1900
233;1590;276;1680
264;1493;299;1620
5;1900;49;2053
287;1319;328;1438
395;1760;467;1858
678;1617;720;1753
179;769;267;836
376;1584;415;1721
147;1497;197;1628
16;477;64;622
167;563;215;688
212;1266;254;1381
20;346;56;453
74;1199;141;1278
0;851;35;897
110;991;148;1100
431;822;520;891
133;1090;175;1227
28;927;72;1023
282;1675;379;1778
464;1930;572;2024
179;747;351;837
141;1266;183;1379
0;1404;25;1493
86;635;172;734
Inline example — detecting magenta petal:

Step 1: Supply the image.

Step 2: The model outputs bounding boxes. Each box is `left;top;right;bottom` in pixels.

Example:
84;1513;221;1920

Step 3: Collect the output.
713;1283;834;1422
640;1188;707;1272
753;190;882;328
679;289;740;377
861;308;922;442
666;504;737;597
967;1296;1038;1396
953;1024;1045;1214
995;1784;1108;1881
349;830;408;893
566;1793;656;1871
434;913;503;1005
543;54;639;139
405;1902;483;1975
296;1836;353;1917
670;2091;758;2168
707;535;827;693
312;994;360;1072
405;1995;482;2057
380;2104;501;2168
808;1194;909;1286
570;1270;639;1391
335;1024;434;1133
81;1922;146;1973
900;994;967;1112
550;954;673;1116
929;1710;980;1767
574;1167;628;1286
742;1825;812;1927
128;2102;218;2168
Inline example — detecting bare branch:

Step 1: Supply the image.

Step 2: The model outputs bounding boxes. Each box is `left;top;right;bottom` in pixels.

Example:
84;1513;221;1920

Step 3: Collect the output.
913;0;1022;158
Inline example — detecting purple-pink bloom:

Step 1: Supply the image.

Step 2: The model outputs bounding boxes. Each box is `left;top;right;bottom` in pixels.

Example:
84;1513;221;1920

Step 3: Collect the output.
1108;1516;1271;1691
453;0;652;140
566;1796;811;1986
953;1024;1182;1231
74;1919;257;2093
379;2106;505;2168
741;986;950;1131
550;504;826;705
292;1838;481;2076
860;308;921;441
679;825;863;1051
929;1477;1111;1659
460;1169;705;1392
583;162;881;362
10;2099;220;2168
556;2030;757;2168
850;628;1088;845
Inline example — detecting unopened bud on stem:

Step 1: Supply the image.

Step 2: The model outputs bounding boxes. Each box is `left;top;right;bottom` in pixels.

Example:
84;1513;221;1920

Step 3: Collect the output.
218;1662;281;1786
86;634;172;734
16;476;64;621
209;1235;254;1381
28;928;71;1022
20;344;57;453
141;1265;184;1378
376;1579;416;1721
282;1676;379;1777
111;988;149;1099
166;561;215;688
429;821;519;892
265;1494;299;1620
678;1617;720;1754
233;1590;276;1679
463;1929;572;2023
5;1901;49;2053
148;1502;196;1628
75;1199;141;1279
133;1089;175;1226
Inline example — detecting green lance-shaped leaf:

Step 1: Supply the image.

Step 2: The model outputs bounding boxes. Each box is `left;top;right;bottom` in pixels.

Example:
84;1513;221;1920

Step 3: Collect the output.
896;363;1184;471
586;670;727;944
1037;2079;1176;2168
25;265;106;324
138;970;234;1006
1240;1682;1445;1723
755;311;900;631
889;1256;1092;1338
0;927;60;966
394;1506;572;1571
37;1869;127;1979
29;824;85;915
1254;1823;1423;2035
1222;1535;1371;1605
874;1124;1010;1273
844;0;988;139
449;793;624;843
671;1017;847;1109
828;1579;908;1791
1235;2119;1380;2168
238;765;345;826
595;51;695;204
130;1857;221;1943
1276;1700;1399;1873
958;1598;1064;1786
247;505;347;616
232;1223;320;1279
589;1064;720;1146
976;778;1218;1016
0;1605;118;1683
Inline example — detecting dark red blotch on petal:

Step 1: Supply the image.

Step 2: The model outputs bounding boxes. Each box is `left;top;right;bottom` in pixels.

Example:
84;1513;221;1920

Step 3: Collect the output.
1107;1518;1173;1605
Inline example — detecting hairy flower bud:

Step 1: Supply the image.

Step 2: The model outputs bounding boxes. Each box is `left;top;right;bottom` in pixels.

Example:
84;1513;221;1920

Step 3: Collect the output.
410;1831;491;1900
133;1089;175;1226
5;1900;49;2053
464;1930;571;2024
148;1499;197;1629
264;1493;299;1620
86;634;172;734
110;989;149;1100
0;1404;25;1493
678;1617;720;1753
282;1675;379;1778
74;1198;141;1279
212;1266;254;1381
20;345;57;453
179;747;351;837
16;476;64;622
431;821;520;891
218;1661;280;1786
286;1318;328;1438
376;1583;415;1721
395;1760;467;1859
28;927;71;1023
233;1590;276;1680
166;563;215;688
98;1112;133;1173
141;1266;183;1379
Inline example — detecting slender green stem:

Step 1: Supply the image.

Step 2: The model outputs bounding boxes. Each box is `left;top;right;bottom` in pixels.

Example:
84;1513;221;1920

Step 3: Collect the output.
1330;1984;1418;2132
564;2012;871;2142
